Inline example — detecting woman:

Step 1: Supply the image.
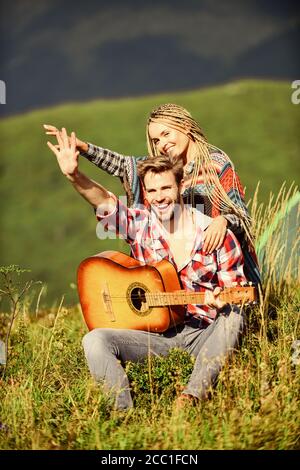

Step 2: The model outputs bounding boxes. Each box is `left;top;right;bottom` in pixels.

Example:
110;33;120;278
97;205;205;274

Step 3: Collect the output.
44;103;260;283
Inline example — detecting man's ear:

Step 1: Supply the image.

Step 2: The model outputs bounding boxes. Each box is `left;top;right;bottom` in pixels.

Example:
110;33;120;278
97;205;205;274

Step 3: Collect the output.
179;178;185;191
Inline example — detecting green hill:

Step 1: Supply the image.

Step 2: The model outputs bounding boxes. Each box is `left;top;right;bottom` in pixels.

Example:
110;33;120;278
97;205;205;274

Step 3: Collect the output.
0;79;299;305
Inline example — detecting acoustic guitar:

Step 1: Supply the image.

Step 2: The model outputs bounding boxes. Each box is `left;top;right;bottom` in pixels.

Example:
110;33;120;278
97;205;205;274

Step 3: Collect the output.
77;251;257;333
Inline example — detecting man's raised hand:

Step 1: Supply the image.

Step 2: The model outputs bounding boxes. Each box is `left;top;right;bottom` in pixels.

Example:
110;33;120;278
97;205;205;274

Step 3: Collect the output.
47;128;79;181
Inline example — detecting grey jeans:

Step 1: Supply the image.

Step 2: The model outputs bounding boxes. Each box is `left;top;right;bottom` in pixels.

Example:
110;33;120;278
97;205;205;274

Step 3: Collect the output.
82;306;244;410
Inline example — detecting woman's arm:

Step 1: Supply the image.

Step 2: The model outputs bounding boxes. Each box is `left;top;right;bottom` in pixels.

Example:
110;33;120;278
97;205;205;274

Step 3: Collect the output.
214;155;250;236
222;211;245;235
202;151;250;252
81;142;133;178
44;124;132;178
81;143;146;206
44;124;146;206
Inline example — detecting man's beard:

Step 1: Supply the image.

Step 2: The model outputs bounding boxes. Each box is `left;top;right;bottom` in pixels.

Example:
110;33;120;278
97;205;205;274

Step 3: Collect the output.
151;194;182;225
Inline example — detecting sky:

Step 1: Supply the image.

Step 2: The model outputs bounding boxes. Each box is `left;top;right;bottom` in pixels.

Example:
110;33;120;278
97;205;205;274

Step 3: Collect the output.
0;0;299;116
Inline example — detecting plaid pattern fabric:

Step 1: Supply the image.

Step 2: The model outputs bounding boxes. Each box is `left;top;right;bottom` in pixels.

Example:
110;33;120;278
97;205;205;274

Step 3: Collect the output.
96;195;246;325
82;143;127;177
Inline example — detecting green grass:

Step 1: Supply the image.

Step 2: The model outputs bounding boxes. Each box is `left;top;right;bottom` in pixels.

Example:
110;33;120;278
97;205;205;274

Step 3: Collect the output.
0;78;299;304
0;286;299;450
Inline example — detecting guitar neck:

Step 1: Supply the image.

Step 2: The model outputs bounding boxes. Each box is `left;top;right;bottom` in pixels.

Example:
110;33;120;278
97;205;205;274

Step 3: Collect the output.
146;290;231;307
146;284;257;307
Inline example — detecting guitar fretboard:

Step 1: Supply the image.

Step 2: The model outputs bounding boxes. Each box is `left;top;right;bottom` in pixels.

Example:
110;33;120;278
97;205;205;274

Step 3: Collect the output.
146;290;235;306
145;285;257;307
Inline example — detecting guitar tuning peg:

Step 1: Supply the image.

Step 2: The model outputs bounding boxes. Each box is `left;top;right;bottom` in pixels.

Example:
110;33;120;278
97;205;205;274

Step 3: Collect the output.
249;281;253;286
232;282;238;286
240;281;247;286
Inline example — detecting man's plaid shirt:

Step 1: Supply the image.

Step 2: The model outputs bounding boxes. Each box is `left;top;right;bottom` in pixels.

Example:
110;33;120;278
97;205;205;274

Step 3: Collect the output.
96;194;246;325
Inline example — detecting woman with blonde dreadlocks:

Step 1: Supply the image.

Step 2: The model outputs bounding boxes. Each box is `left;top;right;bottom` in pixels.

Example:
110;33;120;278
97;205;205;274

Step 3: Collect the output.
44;104;260;283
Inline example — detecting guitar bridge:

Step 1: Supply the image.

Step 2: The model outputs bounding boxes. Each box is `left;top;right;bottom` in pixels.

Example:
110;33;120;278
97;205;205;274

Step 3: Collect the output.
102;282;116;322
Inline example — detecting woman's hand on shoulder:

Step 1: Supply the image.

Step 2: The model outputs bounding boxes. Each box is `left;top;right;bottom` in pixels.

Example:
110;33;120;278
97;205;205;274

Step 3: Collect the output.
203;215;228;254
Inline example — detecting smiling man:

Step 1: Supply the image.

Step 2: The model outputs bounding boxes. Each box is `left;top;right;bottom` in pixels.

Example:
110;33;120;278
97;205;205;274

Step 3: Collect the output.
47;128;247;411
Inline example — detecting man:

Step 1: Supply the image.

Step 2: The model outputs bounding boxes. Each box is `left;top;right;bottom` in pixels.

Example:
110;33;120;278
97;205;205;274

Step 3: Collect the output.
47;128;247;411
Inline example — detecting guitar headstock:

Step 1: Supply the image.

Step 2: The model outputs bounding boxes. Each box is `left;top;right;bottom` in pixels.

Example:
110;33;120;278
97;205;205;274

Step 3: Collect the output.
222;282;258;306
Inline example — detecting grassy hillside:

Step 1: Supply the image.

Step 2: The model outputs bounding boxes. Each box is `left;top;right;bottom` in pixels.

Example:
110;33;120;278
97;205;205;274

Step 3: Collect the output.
0;256;299;450
0;79;299;304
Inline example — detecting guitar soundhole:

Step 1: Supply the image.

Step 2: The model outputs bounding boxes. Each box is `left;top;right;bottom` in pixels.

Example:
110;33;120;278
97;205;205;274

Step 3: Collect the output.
127;283;152;316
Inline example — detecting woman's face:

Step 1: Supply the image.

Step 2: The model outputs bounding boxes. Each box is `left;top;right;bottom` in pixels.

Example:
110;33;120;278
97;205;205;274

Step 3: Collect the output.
148;121;190;160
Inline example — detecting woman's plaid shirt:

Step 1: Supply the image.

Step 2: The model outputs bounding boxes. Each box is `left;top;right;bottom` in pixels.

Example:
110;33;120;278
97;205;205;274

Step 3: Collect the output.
96;194;246;325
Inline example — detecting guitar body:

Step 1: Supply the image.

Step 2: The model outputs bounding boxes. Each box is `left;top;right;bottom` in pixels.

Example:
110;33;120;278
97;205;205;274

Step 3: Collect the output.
77;251;185;332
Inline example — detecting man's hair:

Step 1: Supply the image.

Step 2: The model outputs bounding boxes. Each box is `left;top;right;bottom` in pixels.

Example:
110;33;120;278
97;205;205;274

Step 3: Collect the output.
137;155;184;186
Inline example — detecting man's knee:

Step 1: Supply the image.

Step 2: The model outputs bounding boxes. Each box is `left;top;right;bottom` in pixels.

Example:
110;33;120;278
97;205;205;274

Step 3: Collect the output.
213;306;244;351
82;328;113;358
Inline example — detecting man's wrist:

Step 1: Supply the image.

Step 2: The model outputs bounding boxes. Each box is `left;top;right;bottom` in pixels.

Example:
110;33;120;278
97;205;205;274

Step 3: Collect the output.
66;169;80;183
